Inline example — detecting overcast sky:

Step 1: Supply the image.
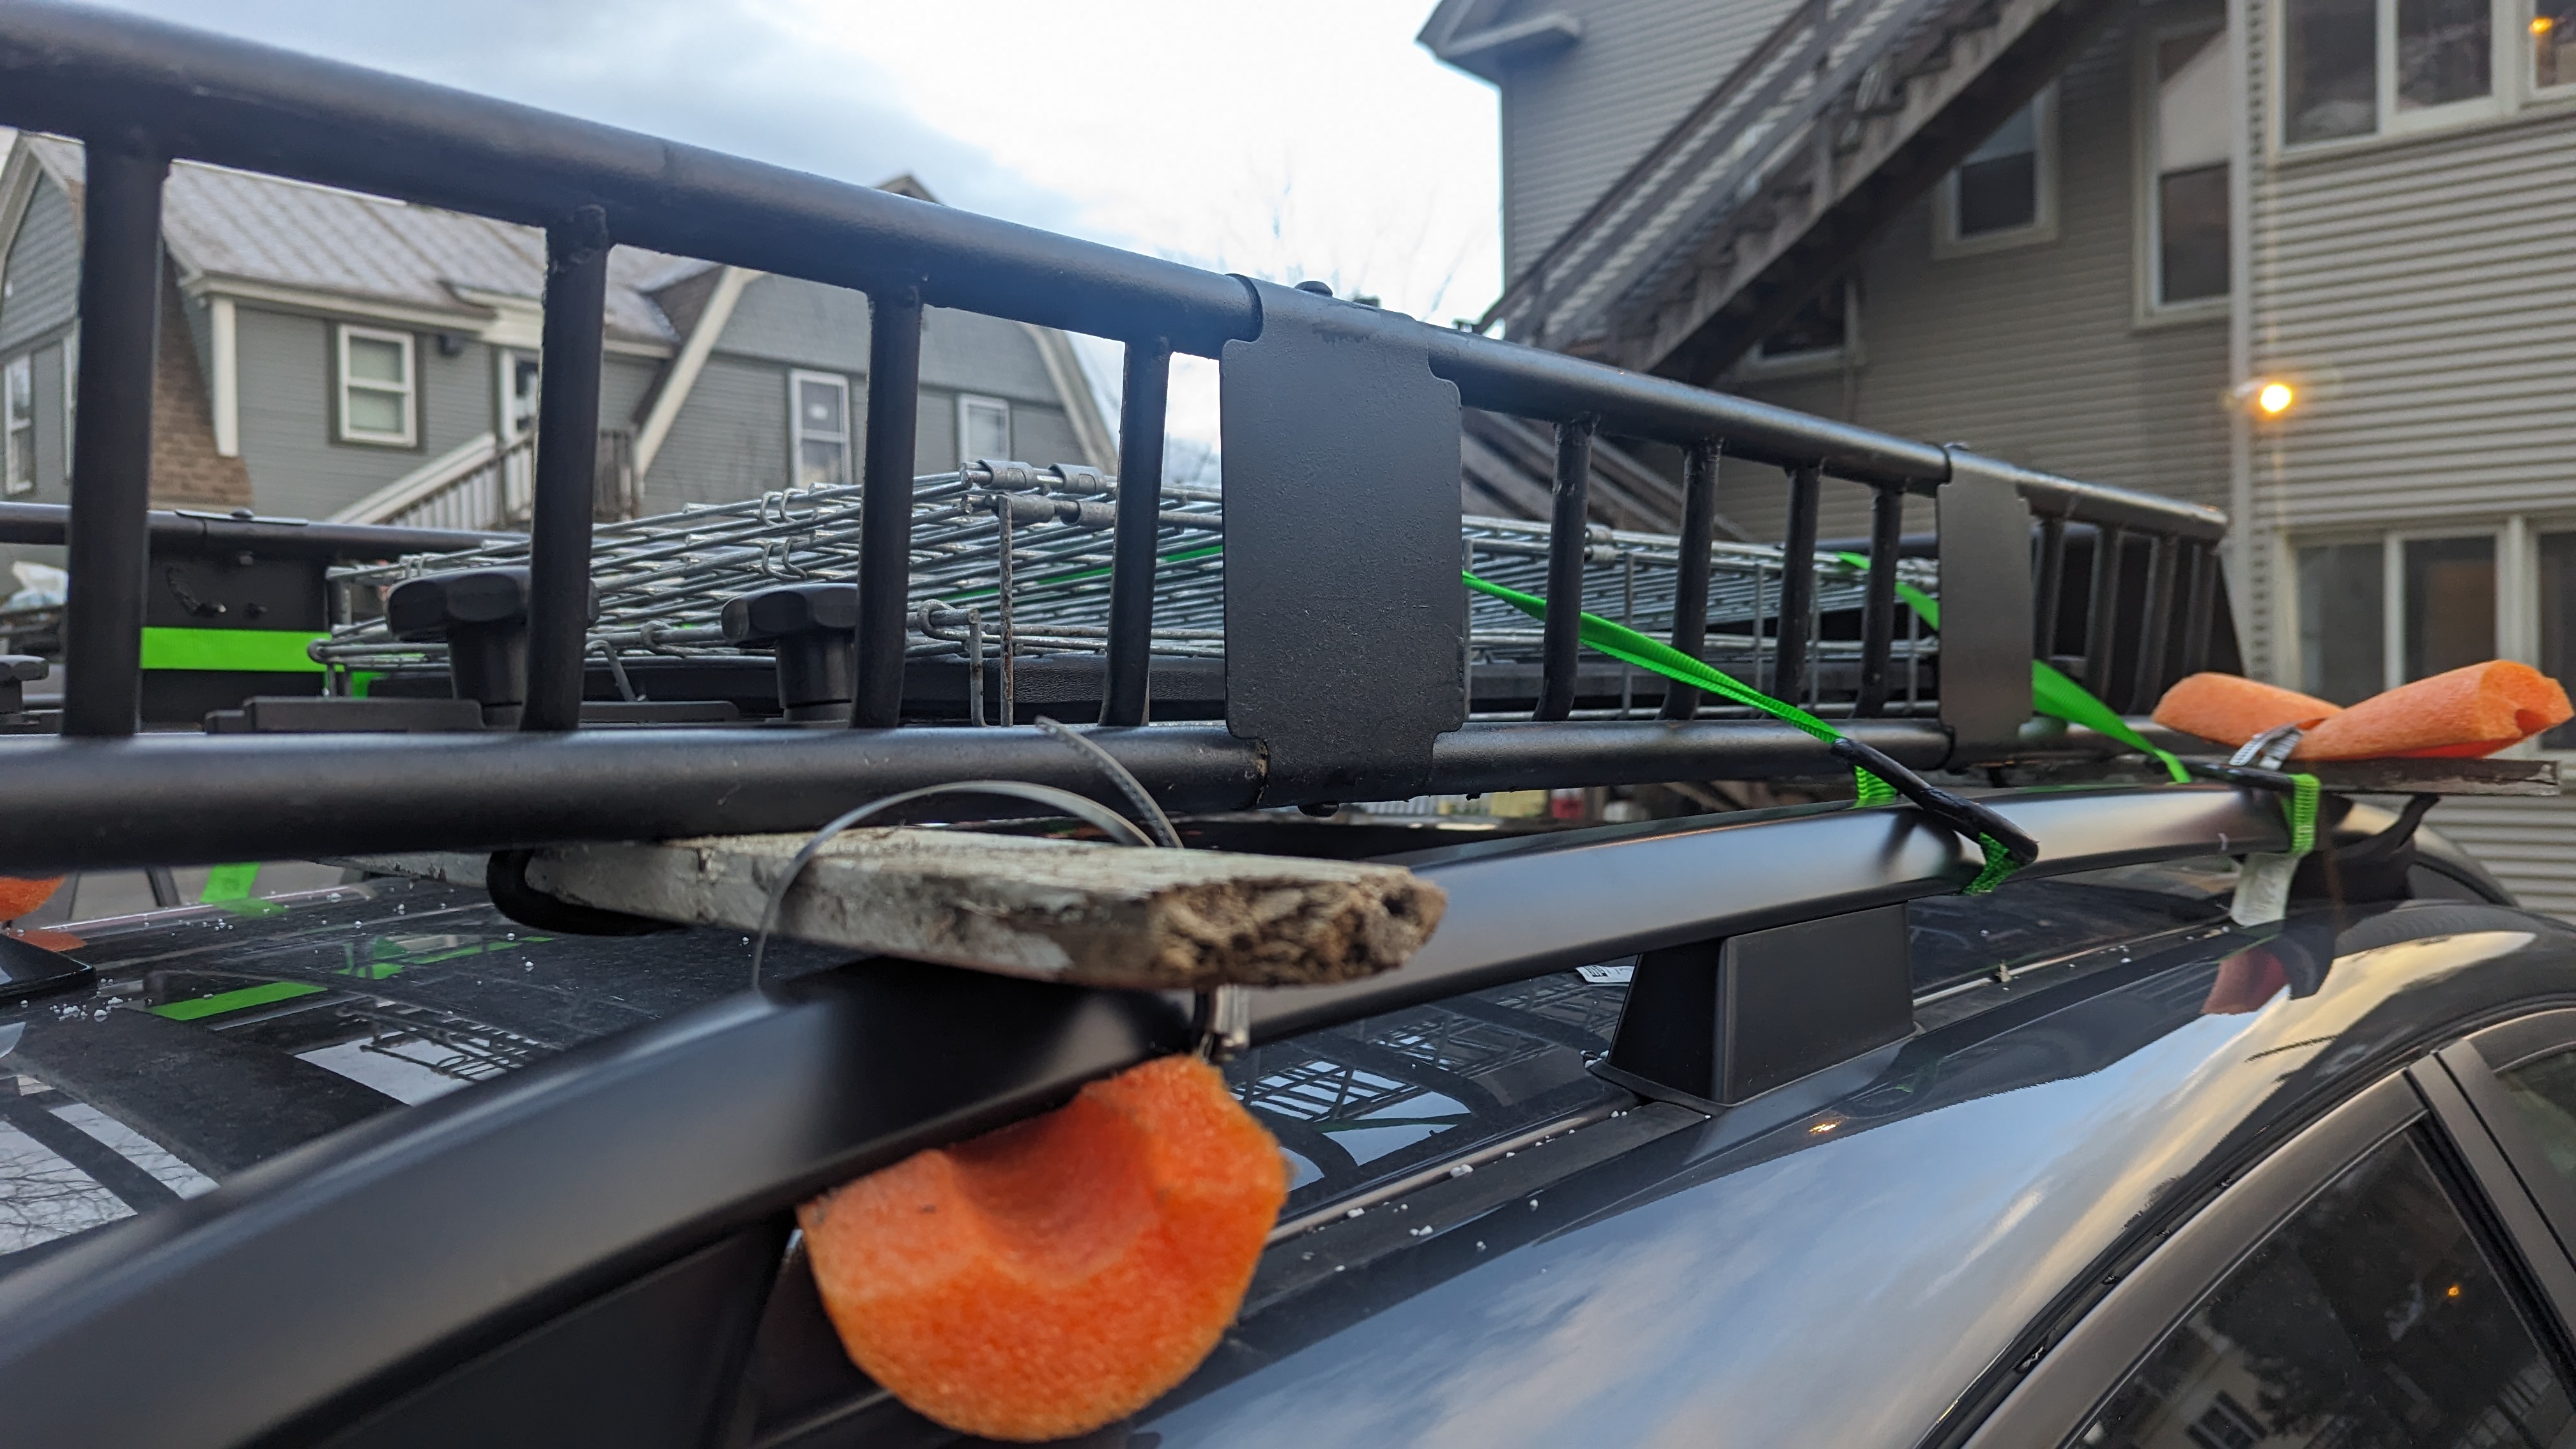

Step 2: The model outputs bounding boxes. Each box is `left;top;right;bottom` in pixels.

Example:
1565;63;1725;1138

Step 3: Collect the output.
84;0;1505;451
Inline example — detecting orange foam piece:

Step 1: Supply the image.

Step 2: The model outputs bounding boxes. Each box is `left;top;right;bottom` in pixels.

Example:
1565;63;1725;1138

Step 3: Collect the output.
2151;673;2342;747
2294;660;2573;760
0;877;63;922
798;1054;1287;1443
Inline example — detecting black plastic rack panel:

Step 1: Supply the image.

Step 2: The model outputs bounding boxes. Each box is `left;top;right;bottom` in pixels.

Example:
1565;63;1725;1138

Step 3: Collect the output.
0;1;2228;871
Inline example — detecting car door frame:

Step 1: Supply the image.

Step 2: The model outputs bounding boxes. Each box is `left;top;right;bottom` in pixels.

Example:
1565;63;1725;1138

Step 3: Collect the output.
1966;1029;2576;1448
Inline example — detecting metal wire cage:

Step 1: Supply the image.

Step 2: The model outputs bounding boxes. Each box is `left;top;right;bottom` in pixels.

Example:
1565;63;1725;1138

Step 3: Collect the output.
316;461;1941;722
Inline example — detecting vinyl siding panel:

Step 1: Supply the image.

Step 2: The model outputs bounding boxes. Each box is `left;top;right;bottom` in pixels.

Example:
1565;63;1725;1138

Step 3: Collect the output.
916;386;959;476
1010;404;1084;471
921;309;1061;405
601;355;657;434
641;354;797;510
2250;113;2576;533
717;275;873;374
0;176;77;355
1715;13;2227;553
233;307;495;520
2431;795;2576;922
1496;0;1803;276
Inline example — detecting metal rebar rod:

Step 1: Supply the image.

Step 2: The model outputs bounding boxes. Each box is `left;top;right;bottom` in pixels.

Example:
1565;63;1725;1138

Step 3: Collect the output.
520;206;610;733
2181;543;2217;676
997;502;1017;726
2033;512;2067;661
854;288;923;727
1537;417;1595;721
59;143;168;739
1103;339;1169;726
1854;481;1902;717
1773;462;1821;707
1659;440;1720;720
2082;523;2126;698
2131;532;2178;711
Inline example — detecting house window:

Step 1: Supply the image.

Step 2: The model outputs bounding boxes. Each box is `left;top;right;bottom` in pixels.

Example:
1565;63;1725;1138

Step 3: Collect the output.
2150;25;2232;309
958;394;1011;463
790;370;850;487
2538;531;2576;744
2281;0;2503;146
1738;278;1859;379
2296;531;2497;704
3;355;31;496
2537;0;2576;86
499;351;540;441
1936;89;2056;252
336;325;417;447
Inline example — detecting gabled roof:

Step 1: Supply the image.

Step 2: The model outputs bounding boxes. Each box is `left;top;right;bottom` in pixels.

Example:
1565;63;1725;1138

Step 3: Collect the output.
13;134;682;345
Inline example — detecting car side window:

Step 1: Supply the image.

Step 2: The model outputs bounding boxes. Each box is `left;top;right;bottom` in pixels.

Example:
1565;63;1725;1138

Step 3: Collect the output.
2497;1047;2576;1187
2077;1131;2576;1446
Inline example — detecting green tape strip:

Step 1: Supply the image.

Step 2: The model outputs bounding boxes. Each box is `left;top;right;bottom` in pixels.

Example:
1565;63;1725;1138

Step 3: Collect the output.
2286;772;2320;856
1837;552;2189;785
150;979;323;1021
139;627;326;673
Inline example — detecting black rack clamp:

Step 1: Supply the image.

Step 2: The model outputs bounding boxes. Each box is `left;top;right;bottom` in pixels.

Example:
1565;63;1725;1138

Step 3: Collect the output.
1935;448;2037;766
1220;280;1466;804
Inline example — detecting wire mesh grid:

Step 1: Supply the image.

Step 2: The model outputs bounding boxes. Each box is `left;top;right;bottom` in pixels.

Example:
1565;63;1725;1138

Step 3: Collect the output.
316;461;1940;707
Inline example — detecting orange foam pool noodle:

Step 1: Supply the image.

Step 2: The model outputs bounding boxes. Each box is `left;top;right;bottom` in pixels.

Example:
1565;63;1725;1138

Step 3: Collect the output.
2294;660;2573;760
0;877;63;922
2151;673;2342;747
798;1054;1287;1443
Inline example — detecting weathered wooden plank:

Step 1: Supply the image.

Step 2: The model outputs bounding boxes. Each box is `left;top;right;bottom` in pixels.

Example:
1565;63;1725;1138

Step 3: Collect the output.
525;829;1446;990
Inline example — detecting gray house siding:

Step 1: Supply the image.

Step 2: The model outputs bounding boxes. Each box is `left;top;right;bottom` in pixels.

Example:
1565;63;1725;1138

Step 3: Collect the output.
1494;0;1802;278
233;306;486;520
1706;11;2230;540
921;309;1059;404
715;275;873;374
0;176;77;355
641;279;1091;505
640;353;792;510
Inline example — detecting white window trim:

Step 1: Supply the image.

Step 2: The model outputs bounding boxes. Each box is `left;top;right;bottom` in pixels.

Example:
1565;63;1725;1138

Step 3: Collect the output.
2271;0;2531;158
2135;20;2235;328
494;348;546;445
788;369;852;487
335;324;417;447
3;353;32;497
1933;84;2060;259
956;393;1012;464
1731;278;1866;381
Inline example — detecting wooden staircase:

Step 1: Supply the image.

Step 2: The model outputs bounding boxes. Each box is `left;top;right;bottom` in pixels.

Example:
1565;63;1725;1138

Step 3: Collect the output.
1479;0;2135;383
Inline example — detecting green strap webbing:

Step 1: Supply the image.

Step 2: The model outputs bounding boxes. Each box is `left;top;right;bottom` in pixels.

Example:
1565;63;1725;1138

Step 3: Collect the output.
1464;571;2035;889
1463;571;1897;806
1836;552;2190;784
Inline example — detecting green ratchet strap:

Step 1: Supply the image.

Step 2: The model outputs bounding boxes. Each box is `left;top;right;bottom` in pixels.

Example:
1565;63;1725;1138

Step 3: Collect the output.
1834;552;2190;785
1462;570;2039;894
